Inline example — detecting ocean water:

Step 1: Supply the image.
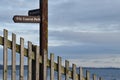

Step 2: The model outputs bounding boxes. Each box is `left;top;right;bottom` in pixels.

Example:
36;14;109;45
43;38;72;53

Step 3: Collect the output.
83;68;120;80
0;68;120;80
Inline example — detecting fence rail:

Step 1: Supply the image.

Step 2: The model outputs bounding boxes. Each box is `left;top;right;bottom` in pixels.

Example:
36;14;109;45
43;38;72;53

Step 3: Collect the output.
0;29;103;80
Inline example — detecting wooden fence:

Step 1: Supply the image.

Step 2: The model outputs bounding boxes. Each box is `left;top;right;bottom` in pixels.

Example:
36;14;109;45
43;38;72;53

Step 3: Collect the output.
0;29;103;80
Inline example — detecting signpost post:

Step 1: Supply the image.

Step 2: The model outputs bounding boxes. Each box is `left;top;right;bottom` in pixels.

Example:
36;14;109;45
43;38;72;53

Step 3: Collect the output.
39;0;48;80
13;0;48;80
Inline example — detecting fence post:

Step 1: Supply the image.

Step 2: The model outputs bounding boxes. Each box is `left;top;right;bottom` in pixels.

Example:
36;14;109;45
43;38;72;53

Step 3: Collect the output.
50;54;54;80
99;77;103;80
35;46;40;80
12;33;16;80
20;37;24;80
58;56;62;80
32;46;36;80
28;41;32;80
93;74;96;80
79;67;83;80
31;45;40;80
73;64;76;80
65;60;69;80
86;70;90;80
3;29;8;80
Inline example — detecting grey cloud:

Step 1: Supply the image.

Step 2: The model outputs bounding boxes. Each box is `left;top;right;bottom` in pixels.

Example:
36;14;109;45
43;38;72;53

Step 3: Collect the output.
49;30;120;45
48;30;120;55
49;44;120;55
49;0;120;30
68;54;120;67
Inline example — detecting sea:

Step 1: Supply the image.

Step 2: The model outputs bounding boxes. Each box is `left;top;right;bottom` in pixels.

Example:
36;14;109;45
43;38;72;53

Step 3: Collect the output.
0;67;120;80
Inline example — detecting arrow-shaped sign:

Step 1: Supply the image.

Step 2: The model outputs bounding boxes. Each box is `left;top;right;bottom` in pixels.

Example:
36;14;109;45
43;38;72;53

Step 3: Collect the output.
13;15;40;23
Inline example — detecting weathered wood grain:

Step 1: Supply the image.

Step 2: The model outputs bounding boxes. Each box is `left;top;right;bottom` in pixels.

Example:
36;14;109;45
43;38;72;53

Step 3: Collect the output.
65;60;69;80
3;29;8;80
73;64;76;80
28;41;32;80
50;54;54;80
58;56;61;80
12;33;16;80
20;37;24;80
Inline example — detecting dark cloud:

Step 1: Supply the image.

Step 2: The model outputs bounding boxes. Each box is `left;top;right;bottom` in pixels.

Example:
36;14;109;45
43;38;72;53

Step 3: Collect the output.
49;45;120;55
48;30;120;57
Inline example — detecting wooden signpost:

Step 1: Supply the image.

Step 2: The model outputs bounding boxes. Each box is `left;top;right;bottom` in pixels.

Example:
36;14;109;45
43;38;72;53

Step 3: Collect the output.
39;0;48;80
13;0;48;80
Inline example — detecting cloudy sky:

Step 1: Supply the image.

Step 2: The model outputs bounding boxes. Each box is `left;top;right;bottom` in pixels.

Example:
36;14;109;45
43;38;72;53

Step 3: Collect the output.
0;0;120;67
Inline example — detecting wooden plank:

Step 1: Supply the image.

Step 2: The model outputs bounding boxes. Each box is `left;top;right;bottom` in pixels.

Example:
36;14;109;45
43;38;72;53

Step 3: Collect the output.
32;55;36;80
86;70;90;80
93;74;96;80
65;60;69;80
3;29;8;80
43;50;47;80
50;54;54;80
79;67;83;80
39;0;48;80
13;15;40;23
73;64;76;80
28;41;32;80
12;33;16;80
99;77;103;80
58;56;61;80
35;46;39;80
20;38;24;80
